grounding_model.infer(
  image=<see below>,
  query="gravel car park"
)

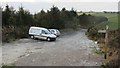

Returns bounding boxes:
[2,29,103,66]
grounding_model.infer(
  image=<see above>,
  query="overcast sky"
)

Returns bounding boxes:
[1,0,119,14]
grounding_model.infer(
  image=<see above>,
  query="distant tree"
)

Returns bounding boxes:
[34,9,47,27]
[81,13,86,16]
[103,11,107,13]
[88,14,91,16]
[2,5,11,26]
[41,9,45,14]
[15,6,34,26]
[50,5,60,12]
[33,5,79,29]
[70,8,77,17]
[61,7,66,11]
[2,5,17,26]
[48,5,61,28]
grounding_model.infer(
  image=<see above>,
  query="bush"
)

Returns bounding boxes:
[105,29,120,66]
[86,27,98,41]
[2,26,30,43]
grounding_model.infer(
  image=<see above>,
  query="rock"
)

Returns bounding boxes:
[95,41,98,44]
[25,54,30,57]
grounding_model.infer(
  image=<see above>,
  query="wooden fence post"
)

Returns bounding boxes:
[104,25,109,59]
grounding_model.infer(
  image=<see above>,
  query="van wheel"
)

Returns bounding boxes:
[31,35,34,39]
[47,37,51,41]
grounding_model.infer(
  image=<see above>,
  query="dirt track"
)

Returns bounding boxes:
[2,29,103,66]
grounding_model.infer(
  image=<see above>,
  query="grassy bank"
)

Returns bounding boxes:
[85,12,120,66]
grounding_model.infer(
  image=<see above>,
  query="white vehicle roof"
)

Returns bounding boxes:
[30,26,48,30]
[49,29,58,30]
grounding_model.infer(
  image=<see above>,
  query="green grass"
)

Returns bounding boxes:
[78,12,119,30]
[77,12,94,16]
[94,21,107,30]
[108,16,118,30]
[92,12,117,18]
[92,12,119,30]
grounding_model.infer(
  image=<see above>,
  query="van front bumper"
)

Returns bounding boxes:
[50,38,56,41]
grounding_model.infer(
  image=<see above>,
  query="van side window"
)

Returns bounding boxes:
[42,30,46,34]
[51,30,55,32]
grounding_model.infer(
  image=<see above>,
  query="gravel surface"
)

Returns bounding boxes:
[2,29,103,66]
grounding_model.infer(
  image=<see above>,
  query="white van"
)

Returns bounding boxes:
[29,27,57,41]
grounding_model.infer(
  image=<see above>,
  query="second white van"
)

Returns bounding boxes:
[29,27,57,41]
[49,29,61,37]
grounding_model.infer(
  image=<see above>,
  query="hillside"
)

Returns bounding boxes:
[77,12,108,29]
[77,12,119,30]
[93,12,118,30]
